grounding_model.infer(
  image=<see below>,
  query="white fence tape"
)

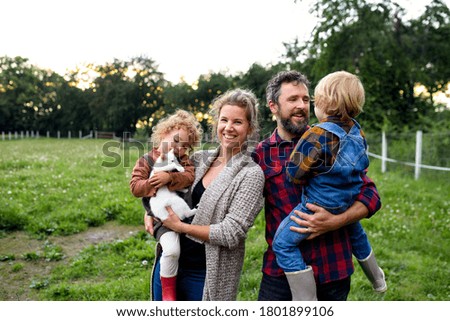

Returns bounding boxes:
[367,152,450,171]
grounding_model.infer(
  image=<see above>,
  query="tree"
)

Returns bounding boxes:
[235,63,288,137]
[288,0,450,132]
[410,0,450,105]
[88,56,166,136]
[0,56,66,133]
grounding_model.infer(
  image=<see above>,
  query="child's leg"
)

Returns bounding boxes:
[348,223,387,293]
[273,209,310,272]
[273,205,317,301]
[348,222,372,260]
[159,231,180,301]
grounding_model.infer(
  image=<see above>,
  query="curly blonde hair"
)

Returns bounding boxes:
[150,110,203,150]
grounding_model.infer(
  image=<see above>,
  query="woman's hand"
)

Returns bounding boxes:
[289,203,345,240]
[162,206,185,233]
[144,212,154,235]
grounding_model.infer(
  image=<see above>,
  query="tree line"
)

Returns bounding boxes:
[1,0,449,138]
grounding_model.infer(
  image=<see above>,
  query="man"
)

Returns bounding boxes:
[253,70,381,300]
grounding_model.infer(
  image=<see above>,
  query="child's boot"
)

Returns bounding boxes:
[285,266,317,301]
[160,276,177,301]
[358,250,387,293]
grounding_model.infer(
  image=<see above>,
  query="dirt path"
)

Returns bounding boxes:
[0,222,142,300]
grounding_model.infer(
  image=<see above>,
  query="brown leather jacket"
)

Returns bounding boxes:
[129,148,195,198]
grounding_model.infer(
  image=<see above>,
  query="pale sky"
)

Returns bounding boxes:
[1,0,443,84]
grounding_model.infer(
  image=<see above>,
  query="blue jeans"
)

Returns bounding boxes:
[152,258,206,301]
[273,204,372,272]
[258,273,350,301]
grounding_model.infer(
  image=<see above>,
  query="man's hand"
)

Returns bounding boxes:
[289,203,346,240]
[148,172,171,189]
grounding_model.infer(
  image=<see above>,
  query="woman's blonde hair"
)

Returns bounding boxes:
[314,71,365,119]
[150,109,203,149]
[209,88,259,138]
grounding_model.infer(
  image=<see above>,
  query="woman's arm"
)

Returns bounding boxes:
[207,169,265,249]
[162,167,265,249]
[163,207,210,241]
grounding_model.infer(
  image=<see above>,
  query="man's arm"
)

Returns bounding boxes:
[356,171,381,218]
[289,201,369,240]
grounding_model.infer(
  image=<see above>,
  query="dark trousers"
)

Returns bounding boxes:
[258,272,351,301]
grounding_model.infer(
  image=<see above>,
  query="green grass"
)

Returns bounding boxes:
[0,139,143,237]
[0,139,449,300]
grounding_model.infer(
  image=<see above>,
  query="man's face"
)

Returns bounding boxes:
[271,82,310,138]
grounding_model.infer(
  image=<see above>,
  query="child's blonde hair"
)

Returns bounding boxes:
[314,71,365,120]
[150,110,203,150]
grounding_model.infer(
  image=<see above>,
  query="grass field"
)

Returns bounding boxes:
[0,139,449,301]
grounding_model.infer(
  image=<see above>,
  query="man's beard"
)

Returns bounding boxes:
[279,111,309,137]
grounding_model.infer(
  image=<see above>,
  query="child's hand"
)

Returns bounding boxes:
[144,212,154,235]
[148,172,171,189]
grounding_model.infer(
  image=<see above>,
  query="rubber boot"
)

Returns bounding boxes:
[160,276,177,301]
[358,250,387,293]
[285,266,317,301]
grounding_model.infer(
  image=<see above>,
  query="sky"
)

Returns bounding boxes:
[1,0,444,84]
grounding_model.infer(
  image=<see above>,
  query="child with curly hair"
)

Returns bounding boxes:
[130,110,203,300]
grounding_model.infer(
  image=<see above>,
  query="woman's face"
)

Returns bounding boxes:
[217,104,251,155]
[158,128,191,157]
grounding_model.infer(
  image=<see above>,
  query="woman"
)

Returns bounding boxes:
[146,88,265,300]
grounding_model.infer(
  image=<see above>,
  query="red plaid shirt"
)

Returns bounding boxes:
[253,128,381,283]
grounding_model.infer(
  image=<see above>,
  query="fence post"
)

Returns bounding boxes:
[68,131,71,139]
[415,130,423,180]
[381,131,387,173]
[79,130,82,139]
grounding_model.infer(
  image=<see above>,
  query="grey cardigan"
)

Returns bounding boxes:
[188,148,265,300]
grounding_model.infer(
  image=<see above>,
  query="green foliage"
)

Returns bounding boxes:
[0,56,67,132]
[0,254,15,261]
[11,263,24,272]
[20,242,64,262]
[285,0,450,132]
